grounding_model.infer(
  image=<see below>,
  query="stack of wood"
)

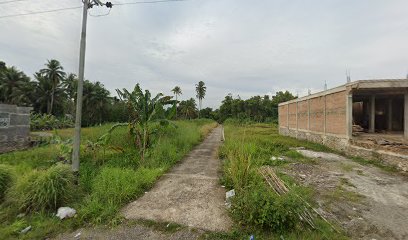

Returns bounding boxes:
[258,166,339,232]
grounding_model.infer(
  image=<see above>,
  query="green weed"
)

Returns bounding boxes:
[0,165,14,201]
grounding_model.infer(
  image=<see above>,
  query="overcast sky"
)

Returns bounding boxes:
[1,0,408,108]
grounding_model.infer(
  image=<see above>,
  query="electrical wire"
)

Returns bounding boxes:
[0,0,29,5]
[0,5,82,19]
[0,0,190,19]
[113,0,189,6]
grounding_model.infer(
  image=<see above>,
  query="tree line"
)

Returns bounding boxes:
[0,59,127,126]
[1,59,295,125]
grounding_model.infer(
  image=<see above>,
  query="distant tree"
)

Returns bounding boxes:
[39,59,66,114]
[195,81,206,118]
[171,86,182,118]
[33,72,66,115]
[179,98,197,119]
[199,107,213,119]
[0,66,33,105]
[271,91,296,105]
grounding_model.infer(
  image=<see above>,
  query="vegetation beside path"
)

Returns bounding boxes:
[218,121,347,240]
[0,120,217,239]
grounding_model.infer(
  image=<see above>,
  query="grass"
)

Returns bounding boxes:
[0,119,217,239]
[220,122,347,239]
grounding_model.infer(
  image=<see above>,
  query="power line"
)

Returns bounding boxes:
[0,0,29,5]
[0,5,82,19]
[113,0,189,6]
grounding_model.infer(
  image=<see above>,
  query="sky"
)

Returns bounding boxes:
[1,0,408,109]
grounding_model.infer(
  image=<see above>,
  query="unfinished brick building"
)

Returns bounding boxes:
[278,79,408,171]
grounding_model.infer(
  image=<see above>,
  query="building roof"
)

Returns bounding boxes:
[279,79,408,106]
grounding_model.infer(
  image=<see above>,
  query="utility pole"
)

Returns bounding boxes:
[72,0,89,173]
[72,0,112,174]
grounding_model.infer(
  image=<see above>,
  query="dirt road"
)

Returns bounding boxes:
[286,149,408,240]
[122,126,231,232]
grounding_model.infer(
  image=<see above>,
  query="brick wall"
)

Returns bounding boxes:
[326,91,347,134]
[278,90,348,136]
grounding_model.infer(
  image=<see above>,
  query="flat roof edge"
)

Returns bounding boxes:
[279,79,408,106]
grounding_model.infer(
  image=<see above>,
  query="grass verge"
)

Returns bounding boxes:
[0,119,217,239]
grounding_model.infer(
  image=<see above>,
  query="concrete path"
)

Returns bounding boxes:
[122,126,232,232]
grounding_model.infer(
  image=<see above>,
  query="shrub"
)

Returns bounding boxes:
[10,164,75,212]
[30,113,74,131]
[231,183,304,232]
[0,165,14,201]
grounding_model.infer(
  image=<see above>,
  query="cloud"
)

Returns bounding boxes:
[1,0,408,108]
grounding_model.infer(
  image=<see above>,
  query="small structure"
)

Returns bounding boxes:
[278,79,408,171]
[0,104,32,153]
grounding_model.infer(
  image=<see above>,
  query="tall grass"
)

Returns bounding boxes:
[9,164,75,213]
[220,122,345,238]
[0,119,217,239]
[0,165,14,201]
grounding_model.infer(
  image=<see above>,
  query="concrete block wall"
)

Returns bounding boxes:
[0,104,32,153]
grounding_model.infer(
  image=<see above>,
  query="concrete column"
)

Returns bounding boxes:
[324,95,327,135]
[405,93,408,139]
[308,99,310,130]
[369,95,376,133]
[346,93,353,139]
[387,99,393,131]
[287,104,289,129]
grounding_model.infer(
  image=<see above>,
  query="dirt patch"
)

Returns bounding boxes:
[122,126,232,232]
[284,149,408,240]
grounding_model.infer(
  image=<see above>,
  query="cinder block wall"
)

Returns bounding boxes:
[0,104,32,153]
[278,90,348,141]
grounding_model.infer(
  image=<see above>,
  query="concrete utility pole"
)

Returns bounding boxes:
[72,0,89,173]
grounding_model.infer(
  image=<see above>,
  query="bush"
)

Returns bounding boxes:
[10,164,75,212]
[31,113,74,131]
[0,165,14,201]
[231,183,304,232]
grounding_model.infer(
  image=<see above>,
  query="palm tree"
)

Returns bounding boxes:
[179,98,197,120]
[171,86,182,118]
[39,59,66,114]
[33,72,66,114]
[195,81,206,118]
[0,67,32,105]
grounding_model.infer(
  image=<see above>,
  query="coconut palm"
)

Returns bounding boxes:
[195,81,206,118]
[179,98,197,120]
[171,86,182,118]
[39,59,66,114]
[0,67,32,105]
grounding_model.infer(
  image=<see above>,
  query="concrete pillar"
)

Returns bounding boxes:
[346,93,353,139]
[296,100,298,138]
[387,99,393,131]
[324,95,327,135]
[405,93,408,139]
[286,104,289,128]
[308,99,310,130]
[369,95,376,133]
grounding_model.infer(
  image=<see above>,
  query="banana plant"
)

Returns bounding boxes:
[116,84,176,162]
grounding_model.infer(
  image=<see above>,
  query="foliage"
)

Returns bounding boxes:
[219,91,296,123]
[30,113,74,131]
[195,81,207,118]
[116,83,176,161]
[0,60,125,126]
[9,164,75,213]
[0,165,14,201]
[178,98,197,119]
